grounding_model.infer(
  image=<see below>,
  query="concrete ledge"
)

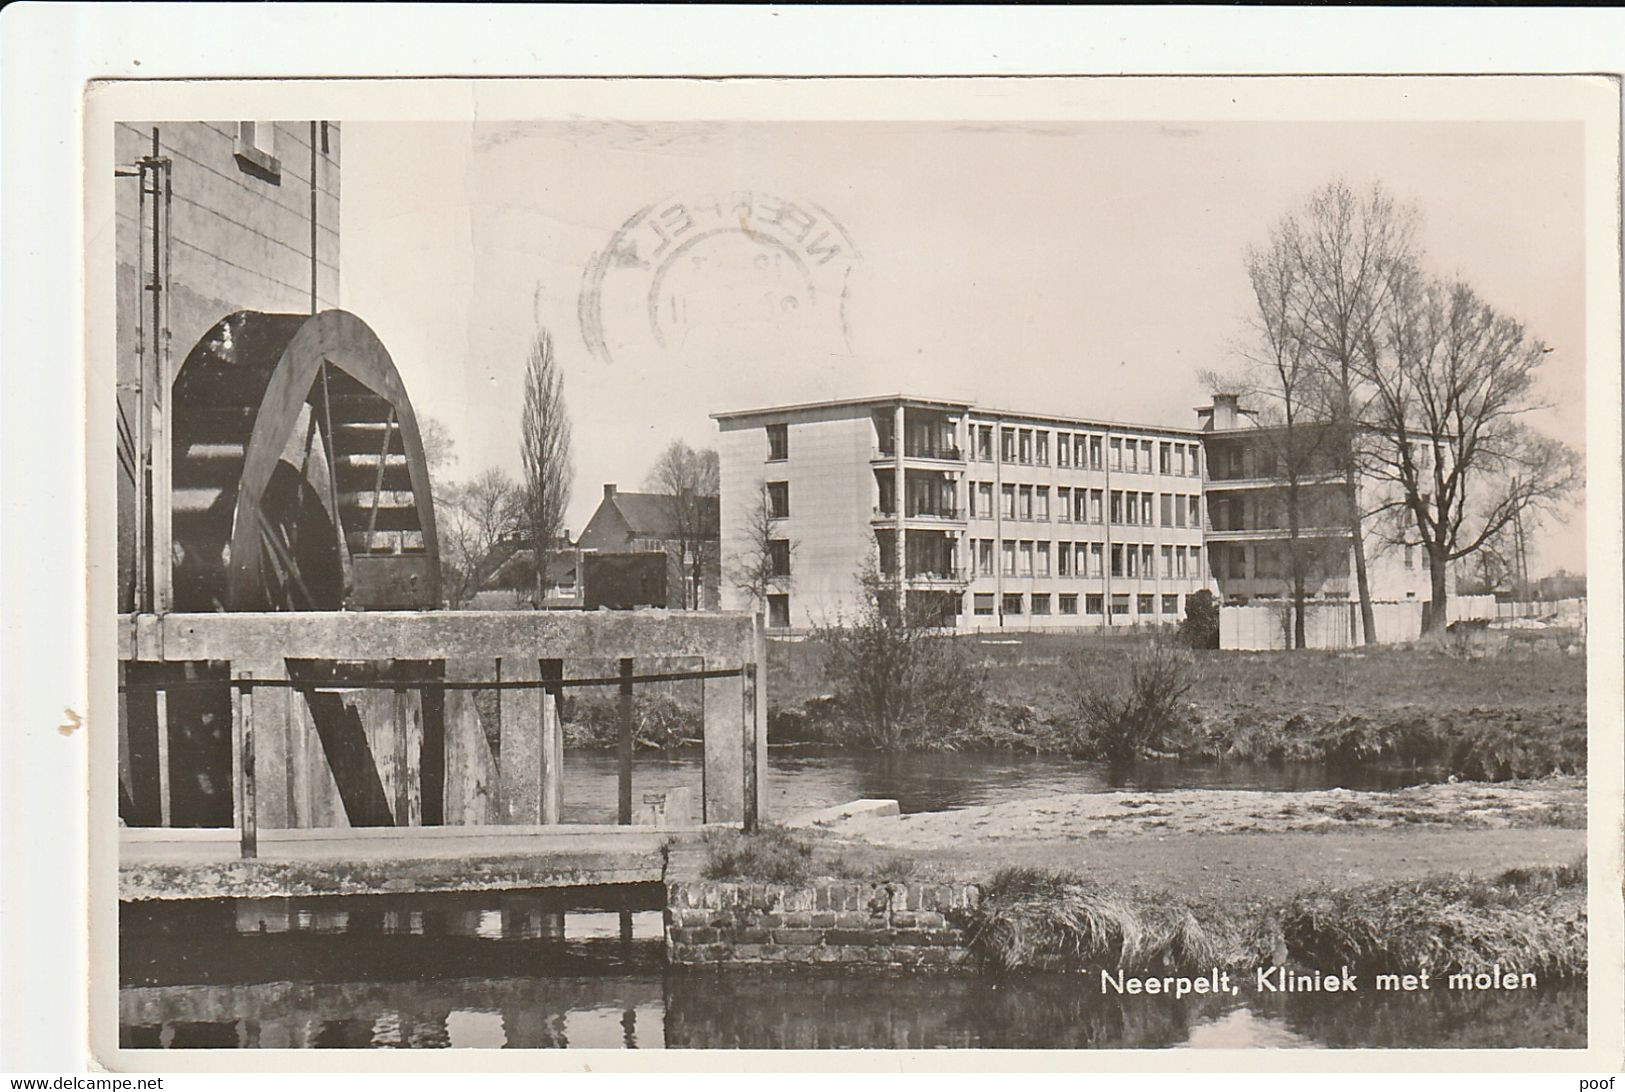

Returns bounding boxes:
[119,825,704,901]
[783,799,901,828]
[119,609,757,662]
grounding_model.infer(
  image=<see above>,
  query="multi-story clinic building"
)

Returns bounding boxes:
[716,396,1212,631]
[1197,393,1438,610]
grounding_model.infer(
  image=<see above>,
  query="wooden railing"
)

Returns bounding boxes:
[118,610,766,855]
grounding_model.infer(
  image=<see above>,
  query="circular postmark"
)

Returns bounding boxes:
[579,191,861,365]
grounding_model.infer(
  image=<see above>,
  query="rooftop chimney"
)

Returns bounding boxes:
[603,483,617,499]
[1211,393,1241,430]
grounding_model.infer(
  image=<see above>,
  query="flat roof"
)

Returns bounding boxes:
[713,393,1203,436]
[712,394,971,421]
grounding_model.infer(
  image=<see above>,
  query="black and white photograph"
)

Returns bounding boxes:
[56,64,1624,1069]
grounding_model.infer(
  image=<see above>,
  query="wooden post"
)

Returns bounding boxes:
[236,673,257,860]
[618,658,634,825]
[752,615,769,825]
[155,685,171,828]
[240,657,290,828]
[541,658,563,826]
[540,692,562,825]
[741,662,758,833]
[393,686,410,826]
[497,657,542,824]
[117,667,133,819]
[418,664,446,827]
[230,676,243,832]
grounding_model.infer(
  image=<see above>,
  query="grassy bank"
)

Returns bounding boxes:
[766,637,1585,780]
[536,638,1585,784]
[968,860,1586,979]
[692,826,1586,979]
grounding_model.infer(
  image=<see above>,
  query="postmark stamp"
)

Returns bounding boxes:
[579,191,861,365]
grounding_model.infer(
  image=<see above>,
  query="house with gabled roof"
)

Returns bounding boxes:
[578,484,720,610]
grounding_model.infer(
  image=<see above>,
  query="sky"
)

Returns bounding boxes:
[341,116,1588,576]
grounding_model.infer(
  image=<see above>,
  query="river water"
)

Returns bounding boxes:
[122,752,1578,1051]
[558,746,1434,824]
[120,900,1585,1050]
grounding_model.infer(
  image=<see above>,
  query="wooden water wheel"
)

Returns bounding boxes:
[129,310,444,829]
[170,309,440,612]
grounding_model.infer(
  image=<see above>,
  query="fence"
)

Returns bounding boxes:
[1449,596,1587,630]
[118,610,767,857]
[1221,596,1589,650]
[1221,601,1421,650]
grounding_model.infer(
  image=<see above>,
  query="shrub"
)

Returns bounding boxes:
[1179,589,1220,649]
[1071,642,1196,772]
[564,690,700,750]
[813,557,987,750]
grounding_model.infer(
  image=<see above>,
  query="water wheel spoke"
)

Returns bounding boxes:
[258,508,316,609]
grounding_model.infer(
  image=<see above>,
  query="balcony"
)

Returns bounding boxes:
[905,567,968,585]
[1204,472,1347,492]
[1204,525,1350,542]
[874,443,965,464]
[872,505,965,524]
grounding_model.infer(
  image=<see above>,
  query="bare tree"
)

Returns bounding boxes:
[439,466,524,608]
[416,415,458,486]
[1272,180,1419,643]
[1363,273,1580,632]
[733,479,794,612]
[1211,223,1347,649]
[519,329,574,605]
[645,440,719,609]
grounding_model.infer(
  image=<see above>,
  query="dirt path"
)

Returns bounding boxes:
[789,779,1586,904]
[815,777,1584,846]
[887,827,1587,905]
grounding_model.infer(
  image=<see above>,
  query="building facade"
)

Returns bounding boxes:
[716,396,1212,631]
[1196,394,1441,609]
[116,120,341,611]
[577,484,722,610]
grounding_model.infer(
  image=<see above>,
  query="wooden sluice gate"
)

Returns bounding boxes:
[118,609,767,901]
[116,305,766,903]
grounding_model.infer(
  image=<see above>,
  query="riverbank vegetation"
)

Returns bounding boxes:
[967,860,1585,978]
[1278,861,1587,980]
[767,635,1585,780]
[541,633,1583,783]
[688,828,1586,980]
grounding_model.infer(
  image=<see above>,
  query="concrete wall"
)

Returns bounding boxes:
[116,120,341,611]
[718,405,877,628]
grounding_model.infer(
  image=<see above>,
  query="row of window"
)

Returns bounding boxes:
[966,483,1203,529]
[971,539,1204,581]
[763,419,1206,478]
[762,589,1188,627]
[969,426,1202,476]
[972,591,1187,617]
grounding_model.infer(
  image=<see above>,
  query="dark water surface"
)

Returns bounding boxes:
[120,899,1585,1050]
[559,747,1436,824]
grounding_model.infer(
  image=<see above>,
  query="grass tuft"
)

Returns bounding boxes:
[964,861,1587,980]
[700,826,815,885]
[969,868,1247,974]
[1279,860,1587,980]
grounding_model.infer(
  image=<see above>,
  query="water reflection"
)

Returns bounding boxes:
[120,899,1585,1050]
